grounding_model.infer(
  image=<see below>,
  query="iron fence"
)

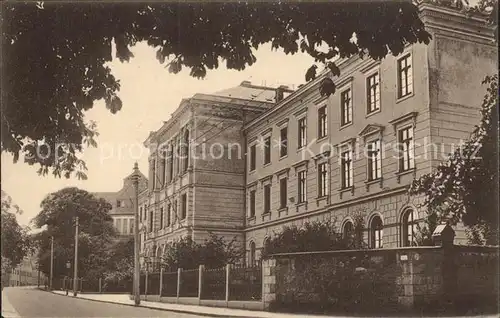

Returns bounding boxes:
[201,267,225,300]
[180,268,199,297]
[80,279,100,293]
[229,263,262,301]
[140,274,146,294]
[161,271,178,297]
[147,272,161,295]
[103,279,132,293]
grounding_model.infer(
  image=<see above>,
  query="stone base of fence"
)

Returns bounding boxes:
[135,295,265,310]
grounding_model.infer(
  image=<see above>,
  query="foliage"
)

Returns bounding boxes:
[161,234,241,270]
[32,187,117,280]
[103,238,134,284]
[1,192,32,270]
[409,75,499,245]
[261,219,365,259]
[1,1,436,178]
[414,208,439,246]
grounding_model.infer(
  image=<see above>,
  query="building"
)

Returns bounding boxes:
[3,255,47,287]
[140,81,294,268]
[93,169,148,237]
[141,2,496,267]
[243,2,496,262]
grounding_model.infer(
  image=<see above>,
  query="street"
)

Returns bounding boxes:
[2,287,206,318]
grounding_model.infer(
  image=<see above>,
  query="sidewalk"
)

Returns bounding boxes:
[50,290,344,318]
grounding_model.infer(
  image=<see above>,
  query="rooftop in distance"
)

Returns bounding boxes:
[212,80,294,103]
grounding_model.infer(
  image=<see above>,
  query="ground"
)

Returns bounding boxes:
[1,287,206,317]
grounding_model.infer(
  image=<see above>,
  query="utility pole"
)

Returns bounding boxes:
[50,236,54,291]
[133,162,141,306]
[73,216,79,297]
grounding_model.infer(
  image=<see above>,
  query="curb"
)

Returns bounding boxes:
[47,290,256,318]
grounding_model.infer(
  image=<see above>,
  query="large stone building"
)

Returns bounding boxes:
[93,169,148,237]
[141,2,496,266]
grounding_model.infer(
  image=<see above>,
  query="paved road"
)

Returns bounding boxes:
[2,287,205,317]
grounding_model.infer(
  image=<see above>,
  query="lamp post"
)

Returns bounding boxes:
[132,163,141,305]
[65,261,71,295]
[73,216,79,297]
[49,236,54,291]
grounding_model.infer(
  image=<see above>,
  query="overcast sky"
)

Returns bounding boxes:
[1,41,315,227]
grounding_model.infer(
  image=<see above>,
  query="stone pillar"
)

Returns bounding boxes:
[198,265,204,304]
[176,268,182,303]
[262,259,276,310]
[225,264,230,306]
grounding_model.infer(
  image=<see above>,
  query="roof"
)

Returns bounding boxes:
[212,81,282,103]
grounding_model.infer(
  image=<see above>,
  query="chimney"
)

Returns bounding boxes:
[275,85,289,103]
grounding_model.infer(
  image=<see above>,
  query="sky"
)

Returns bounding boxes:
[1,41,315,227]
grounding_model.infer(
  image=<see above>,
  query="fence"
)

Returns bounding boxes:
[229,263,262,301]
[161,271,178,297]
[201,267,226,300]
[180,268,199,297]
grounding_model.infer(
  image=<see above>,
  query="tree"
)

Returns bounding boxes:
[261,219,360,259]
[32,187,117,280]
[2,1,439,179]
[1,191,31,270]
[161,234,241,270]
[102,238,134,288]
[409,75,499,245]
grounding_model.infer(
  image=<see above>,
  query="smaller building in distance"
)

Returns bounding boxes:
[3,254,47,287]
[93,169,148,237]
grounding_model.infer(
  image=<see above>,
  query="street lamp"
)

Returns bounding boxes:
[132,163,141,306]
[65,261,71,295]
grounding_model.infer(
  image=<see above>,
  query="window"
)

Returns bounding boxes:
[117,219,122,235]
[249,190,256,218]
[280,127,288,157]
[139,206,143,221]
[159,207,164,229]
[181,194,187,220]
[249,144,256,171]
[264,137,271,165]
[298,118,307,149]
[341,89,352,126]
[149,210,154,232]
[166,204,171,227]
[168,144,173,182]
[318,106,327,138]
[143,205,147,221]
[161,150,167,185]
[183,130,190,172]
[402,209,418,247]
[318,163,328,197]
[249,241,256,266]
[341,150,353,188]
[370,216,383,248]
[367,73,380,113]
[173,200,178,222]
[343,221,354,240]
[122,218,128,234]
[398,54,413,98]
[399,126,415,172]
[129,219,134,234]
[263,184,271,214]
[116,200,122,208]
[367,140,382,181]
[279,178,287,209]
[298,171,306,203]
[152,159,156,189]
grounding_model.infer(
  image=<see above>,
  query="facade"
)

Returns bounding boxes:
[4,255,47,287]
[141,2,496,267]
[243,2,496,262]
[140,81,293,267]
[93,169,148,237]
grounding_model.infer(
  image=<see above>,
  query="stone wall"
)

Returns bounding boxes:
[262,244,499,315]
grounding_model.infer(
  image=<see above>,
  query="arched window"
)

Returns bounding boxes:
[370,216,383,249]
[402,209,418,246]
[342,220,354,240]
[249,241,256,266]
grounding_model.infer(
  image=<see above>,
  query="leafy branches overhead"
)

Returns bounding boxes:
[409,74,499,245]
[2,2,432,179]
